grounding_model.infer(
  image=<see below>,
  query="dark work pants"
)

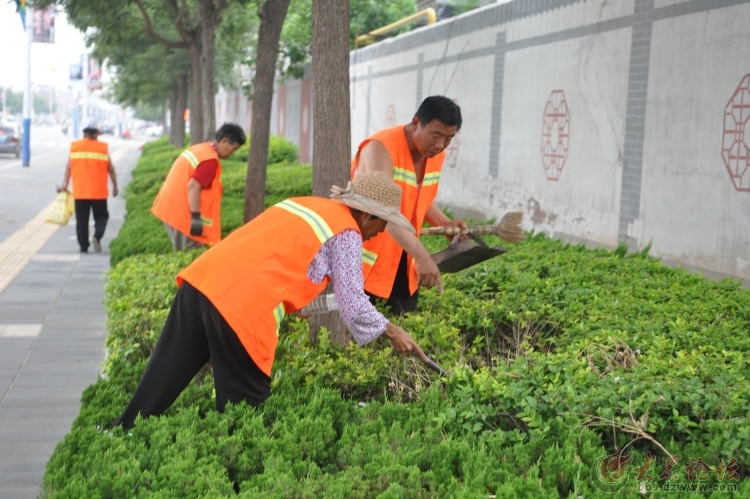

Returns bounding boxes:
[74,199,108,252]
[114,282,271,430]
[367,251,419,315]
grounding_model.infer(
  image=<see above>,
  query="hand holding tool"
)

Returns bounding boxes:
[420,211,526,244]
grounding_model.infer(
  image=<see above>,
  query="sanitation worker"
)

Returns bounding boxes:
[60,120,119,253]
[114,171,430,429]
[151,122,246,250]
[352,96,466,314]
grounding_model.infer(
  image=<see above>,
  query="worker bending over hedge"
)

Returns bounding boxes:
[151,122,246,250]
[114,171,429,429]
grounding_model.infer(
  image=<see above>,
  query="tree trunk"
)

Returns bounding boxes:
[170,73,188,148]
[244,0,292,223]
[309,0,352,346]
[198,0,219,141]
[187,43,204,145]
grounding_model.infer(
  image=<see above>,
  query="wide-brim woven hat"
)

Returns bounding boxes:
[330,171,415,234]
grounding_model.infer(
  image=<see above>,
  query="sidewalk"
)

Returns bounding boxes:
[0,136,142,499]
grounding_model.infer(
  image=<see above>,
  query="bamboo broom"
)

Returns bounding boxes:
[420,211,526,243]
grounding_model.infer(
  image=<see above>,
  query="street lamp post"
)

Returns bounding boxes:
[22,6,33,167]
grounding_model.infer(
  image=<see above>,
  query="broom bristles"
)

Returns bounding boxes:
[494,211,526,243]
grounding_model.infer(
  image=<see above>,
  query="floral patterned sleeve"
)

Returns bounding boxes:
[307,230,388,345]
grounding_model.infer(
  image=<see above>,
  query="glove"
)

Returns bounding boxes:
[190,212,203,236]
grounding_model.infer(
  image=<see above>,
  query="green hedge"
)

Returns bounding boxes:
[41,140,750,497]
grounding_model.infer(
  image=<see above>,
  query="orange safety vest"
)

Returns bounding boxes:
[177,197,360,376]
[351,125,444,298]
[69,138,110,200]
[151,143,222,245]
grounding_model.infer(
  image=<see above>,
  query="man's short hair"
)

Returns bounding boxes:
[415,96,462,131]
[215,122,247,145]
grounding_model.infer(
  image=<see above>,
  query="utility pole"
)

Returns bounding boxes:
[22,6,33,167]
[82,52,89,124]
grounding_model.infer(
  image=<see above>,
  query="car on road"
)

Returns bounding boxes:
[0,125,21,158]
[145,125,164,137]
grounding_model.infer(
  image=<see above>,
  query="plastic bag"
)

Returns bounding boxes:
[45,190,75,226]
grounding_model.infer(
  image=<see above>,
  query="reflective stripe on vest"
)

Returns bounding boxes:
[70,152,109,161]
[362,248,377,266]
[181,149,200,168]
[423,172,441,186]
[273,303,285,336]
[275,199,335,244]
[393,166,417,187]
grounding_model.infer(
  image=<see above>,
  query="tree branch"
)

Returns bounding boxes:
[133,0,188,48]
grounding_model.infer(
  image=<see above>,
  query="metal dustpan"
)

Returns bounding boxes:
[430,233,506,273]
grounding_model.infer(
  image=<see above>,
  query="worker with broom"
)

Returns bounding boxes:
[352,96,466,314]
[113,172,432,430]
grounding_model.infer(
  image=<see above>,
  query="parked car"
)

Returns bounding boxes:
[100,124,115,135]
[145,125,164,137]
[0,126,21,158]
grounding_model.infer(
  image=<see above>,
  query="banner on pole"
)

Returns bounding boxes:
[69,62,83,81]
[87,57,102,91]
[32,8,55,43]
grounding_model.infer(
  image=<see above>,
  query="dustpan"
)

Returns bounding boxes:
[430,233,507,273]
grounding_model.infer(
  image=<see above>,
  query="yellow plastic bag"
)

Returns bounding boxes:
[45,190,75,226]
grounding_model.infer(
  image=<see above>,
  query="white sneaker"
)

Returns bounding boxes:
[91,236,101,253]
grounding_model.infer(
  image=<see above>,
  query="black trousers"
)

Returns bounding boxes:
[367,251,419,315]
[74,199,108,251]
[114,282,271,430]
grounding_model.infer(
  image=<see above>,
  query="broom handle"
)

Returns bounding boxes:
[419,225,496,236]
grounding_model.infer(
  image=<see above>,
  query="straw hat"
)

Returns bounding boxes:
[330,171,415,233]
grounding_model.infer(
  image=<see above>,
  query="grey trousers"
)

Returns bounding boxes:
[163,222,205,251]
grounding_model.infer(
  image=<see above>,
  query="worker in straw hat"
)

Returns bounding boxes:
[114,171,431,429]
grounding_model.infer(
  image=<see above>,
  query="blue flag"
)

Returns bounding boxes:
[14,0,26,27]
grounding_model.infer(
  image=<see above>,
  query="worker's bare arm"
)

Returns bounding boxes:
[107,156,119,196]
[425,203,453,227]
[382,321,428,362]
[187,178,202,213]
[60,159,71,191]
[355,140,394,175]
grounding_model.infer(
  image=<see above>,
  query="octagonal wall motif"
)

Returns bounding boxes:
[722,74,750,192]
[541,90,570,181]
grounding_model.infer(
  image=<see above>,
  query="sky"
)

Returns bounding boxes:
[0,3,88,90]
